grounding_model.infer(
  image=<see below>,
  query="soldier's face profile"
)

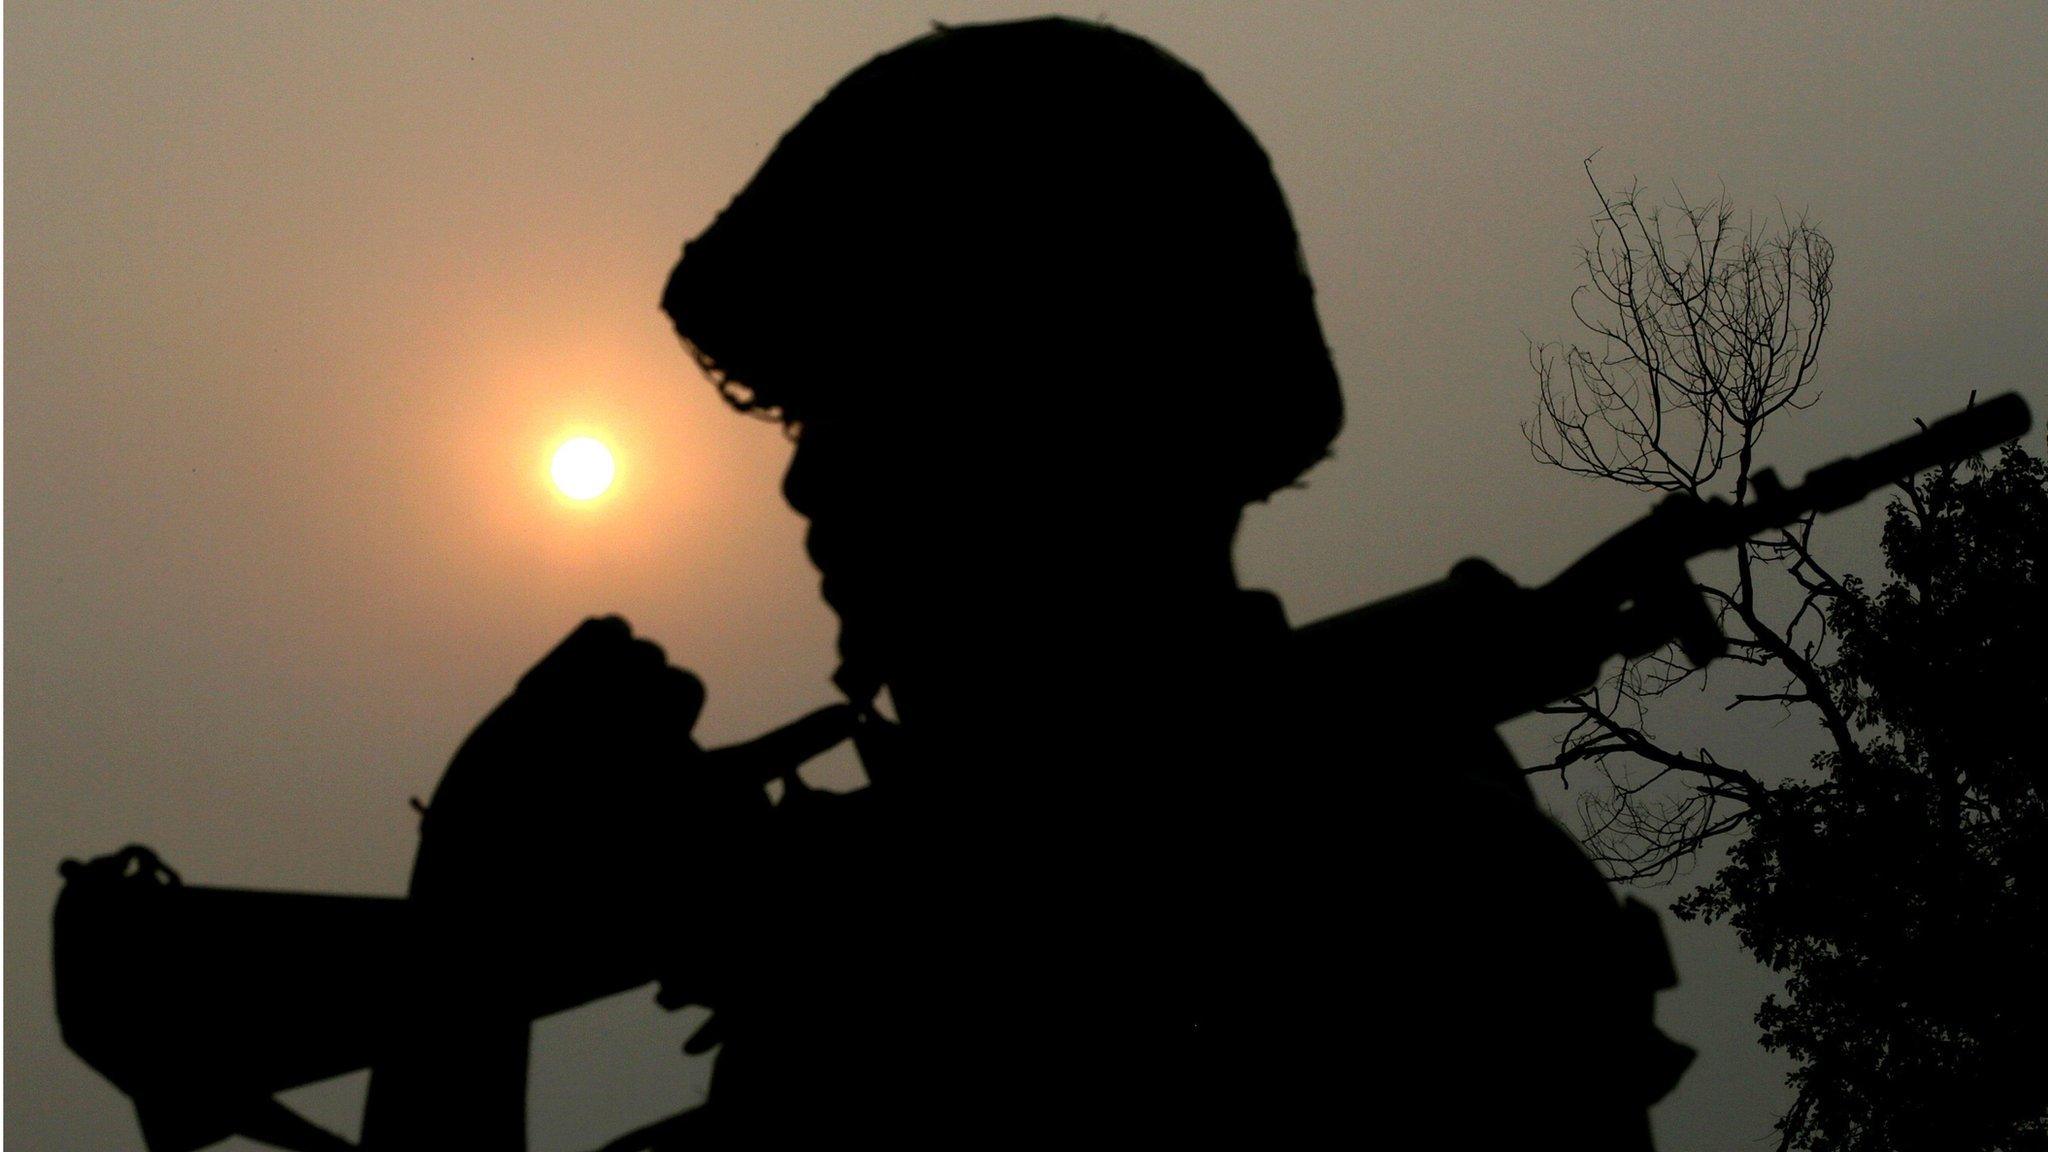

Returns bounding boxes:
[778,397,947,665]
[777,375,1086,676]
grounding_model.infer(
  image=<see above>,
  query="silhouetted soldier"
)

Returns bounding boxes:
[369,17,1687,1148]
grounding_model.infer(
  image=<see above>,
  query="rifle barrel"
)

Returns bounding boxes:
[1729,391,2033,546]
[1796,392,2030,513]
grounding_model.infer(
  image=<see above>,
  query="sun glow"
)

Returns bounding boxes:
[550,436,616,501]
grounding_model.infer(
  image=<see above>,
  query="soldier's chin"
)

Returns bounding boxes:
[832,624,891,706]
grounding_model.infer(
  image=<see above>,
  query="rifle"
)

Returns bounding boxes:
[1293,392,2035,725]
[53,393,2034,1152]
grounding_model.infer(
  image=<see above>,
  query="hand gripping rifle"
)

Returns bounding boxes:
[52,394,2033,1152]
[1293,392,2035,725]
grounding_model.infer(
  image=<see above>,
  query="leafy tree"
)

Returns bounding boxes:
[1674,444,2048,1152]
[1525,162,2046,1149]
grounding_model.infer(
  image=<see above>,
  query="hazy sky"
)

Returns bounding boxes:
[9,4,2046,1149]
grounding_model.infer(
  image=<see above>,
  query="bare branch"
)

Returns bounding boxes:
[1526,162,1838,877]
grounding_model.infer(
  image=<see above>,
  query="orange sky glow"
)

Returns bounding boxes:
[8,5,2045,1150]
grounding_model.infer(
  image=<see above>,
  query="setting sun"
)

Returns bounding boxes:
[551,436,615,501]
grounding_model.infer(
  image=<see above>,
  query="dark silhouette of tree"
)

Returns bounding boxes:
[1525,159,1836,881]
[1527,162,2048,1150]
[1674,444,2048,1152]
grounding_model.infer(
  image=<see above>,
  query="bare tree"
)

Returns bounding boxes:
[1524,158,1837,881]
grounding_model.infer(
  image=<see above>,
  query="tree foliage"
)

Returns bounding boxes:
[1674,446,2048,1152]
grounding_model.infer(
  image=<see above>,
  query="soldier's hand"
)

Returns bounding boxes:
[410,615,856,937]
[411,616,731,910]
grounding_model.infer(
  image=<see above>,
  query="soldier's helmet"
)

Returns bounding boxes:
[663,17,1344,508]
